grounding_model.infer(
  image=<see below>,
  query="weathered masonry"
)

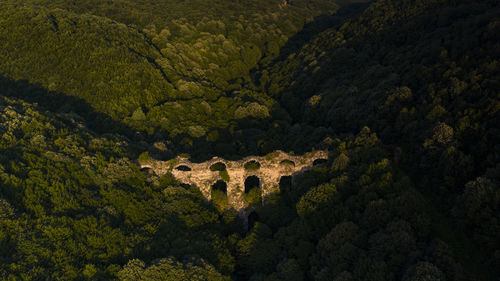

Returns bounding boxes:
[139,150,328,210]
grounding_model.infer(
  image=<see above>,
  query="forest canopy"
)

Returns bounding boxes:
[0,0,498,280]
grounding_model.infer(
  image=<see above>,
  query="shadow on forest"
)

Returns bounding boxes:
[233,165,331,280]
[0,75,140,140]
[271,1,370,65]
[202,2,373,163]
[0,75,316,163]
[0,4,372,163]
[0,0,364,162]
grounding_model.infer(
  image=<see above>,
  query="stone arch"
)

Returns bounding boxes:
[209,162,226,171]
[280,159,295,166]
[212,180,227,194]
[313,158,328,166]
[244,160,261,170]
[175,165,192,171]
[140,166,154,174]
[244,175,261,193]
[145,149,328,211]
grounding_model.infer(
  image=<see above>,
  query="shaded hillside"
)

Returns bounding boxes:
[263,0,500,277]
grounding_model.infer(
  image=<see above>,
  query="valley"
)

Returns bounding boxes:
[0,0,498,280]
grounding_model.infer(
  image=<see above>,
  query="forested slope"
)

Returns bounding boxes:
[0,88,469,280]
[263,0,500,278]
[0,88,241,279]
[0,0,336,150]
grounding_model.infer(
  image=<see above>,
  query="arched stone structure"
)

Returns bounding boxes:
[139,150,328,210]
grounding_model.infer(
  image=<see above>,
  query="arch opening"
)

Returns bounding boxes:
[280,159,295,166]
[175,165,192,171]
[244,160,261,170]
[212,180,227,194]
[211,180,228,209]
[313,158,328,166]
[140,167,154,176]
[279,176,293,191]
[210,162,226,171]
[244,176,260,193]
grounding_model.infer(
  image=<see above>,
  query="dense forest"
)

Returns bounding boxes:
[0,0,498,280]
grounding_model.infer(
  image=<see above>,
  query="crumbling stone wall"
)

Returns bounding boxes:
[139,150,328,210]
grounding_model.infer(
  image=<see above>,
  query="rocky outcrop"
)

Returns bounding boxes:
[139,150,328,210]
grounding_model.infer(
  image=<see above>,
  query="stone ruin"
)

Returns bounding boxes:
[139,150,328,210]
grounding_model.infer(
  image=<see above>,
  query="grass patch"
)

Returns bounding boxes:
[243,187,261,205]
[219,170,230,182]
[244,160,260,170]
[211,189,229,211]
